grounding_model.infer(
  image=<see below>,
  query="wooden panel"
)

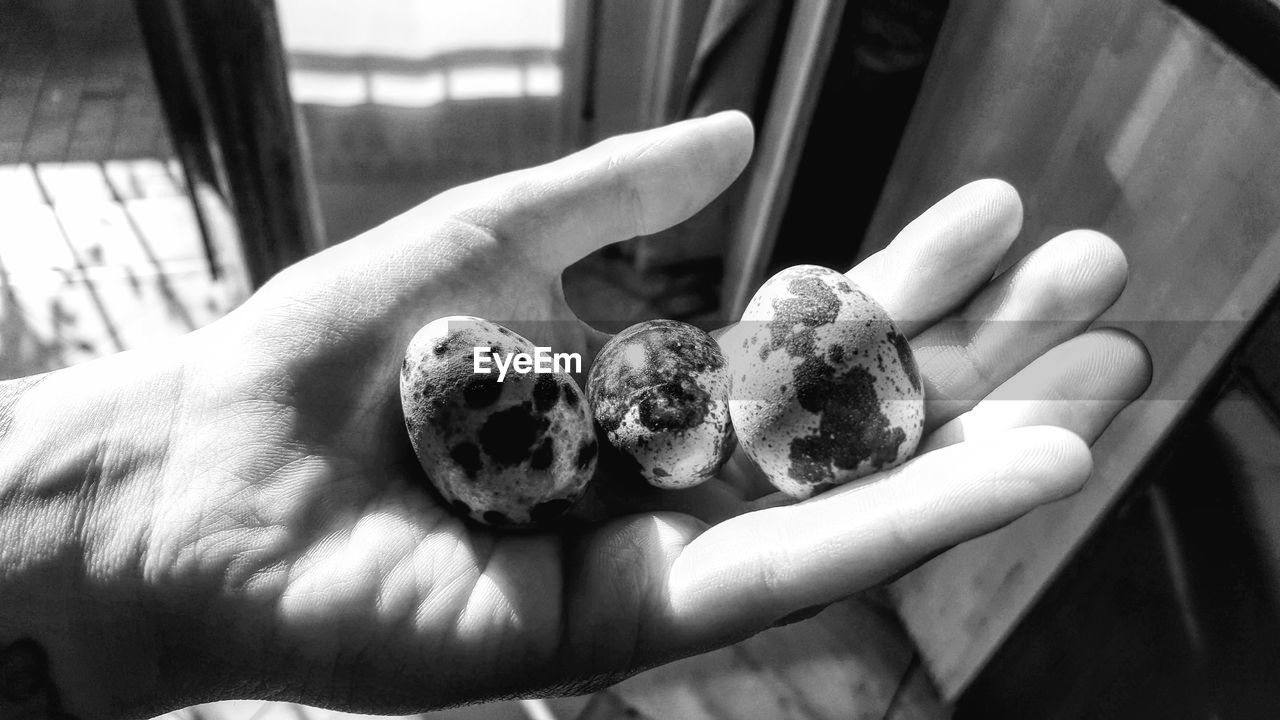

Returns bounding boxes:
[883,662,951,720]
[0,157,249,381]
[21,38,87,162]
[860,0,1280,699]
[959,387,1280,715]
[0,41,46,162]
[0,0,172,164]
[592,596,944,720]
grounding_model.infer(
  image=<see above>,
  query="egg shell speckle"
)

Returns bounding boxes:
[725,265,924,499]
[400,316,597,526]
[587,320,735,488]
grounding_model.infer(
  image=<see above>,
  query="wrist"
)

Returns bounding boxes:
[0,348,197,718]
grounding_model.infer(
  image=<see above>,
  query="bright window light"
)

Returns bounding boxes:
[0,204,75,272]
[35,163,113,205]
[103,159,181,200]
[0,164,43,207]
[370,72,447,107]
[449,66,524,100]
[525,63,562,97]
[288,70,368,107]
[278,0,564,57]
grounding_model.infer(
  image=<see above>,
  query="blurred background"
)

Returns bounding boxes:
[3,0,1280,718]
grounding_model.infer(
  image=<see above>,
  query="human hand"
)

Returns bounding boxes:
[0,111,1150,718]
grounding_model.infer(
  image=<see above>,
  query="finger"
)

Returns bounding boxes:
[440,111,754,272]
[921,329,1152,452]
[656,426,1091,651]
[913,229,1128,430]
[848,179,1023,336]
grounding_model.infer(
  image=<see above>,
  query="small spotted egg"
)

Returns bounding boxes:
[400,316,598,527]
[724,265,924,499]
[587,320,735,489]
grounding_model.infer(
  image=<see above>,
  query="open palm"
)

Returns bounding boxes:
[135,112,1149,713]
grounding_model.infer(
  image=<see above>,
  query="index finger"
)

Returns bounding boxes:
[848,179,1023,336]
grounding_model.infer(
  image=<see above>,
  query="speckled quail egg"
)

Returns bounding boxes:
[587,319,735,489]
[724,265,924,499]
[400,316,597,527]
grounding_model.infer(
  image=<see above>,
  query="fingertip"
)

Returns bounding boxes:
[910,178,1024,253]
[703,109,755,142]
[962,178,1023,243]
[850,179,1024,330]
[964,176,1019,198]
[693,110,755,180]
[1004,230,1128,321]
[1090,327,1154,398]
[1055,229,1130,301]
[1013,425,1093,499]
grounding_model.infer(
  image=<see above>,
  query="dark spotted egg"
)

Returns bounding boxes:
[724,265,924,499]
[400,317,597,527]
[587,320,735,489]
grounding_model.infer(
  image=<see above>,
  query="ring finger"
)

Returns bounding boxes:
[920,328,1152,453]
[912,229,1129,431]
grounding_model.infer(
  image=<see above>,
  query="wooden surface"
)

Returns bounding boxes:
[860,0,1280,699]
[958,384,1280,716]
[0,0,246,381]
[579,596,948,720]
[0,159,248,380]
[0,0,172,163]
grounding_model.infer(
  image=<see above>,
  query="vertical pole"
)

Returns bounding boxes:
[134,0,322,289]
